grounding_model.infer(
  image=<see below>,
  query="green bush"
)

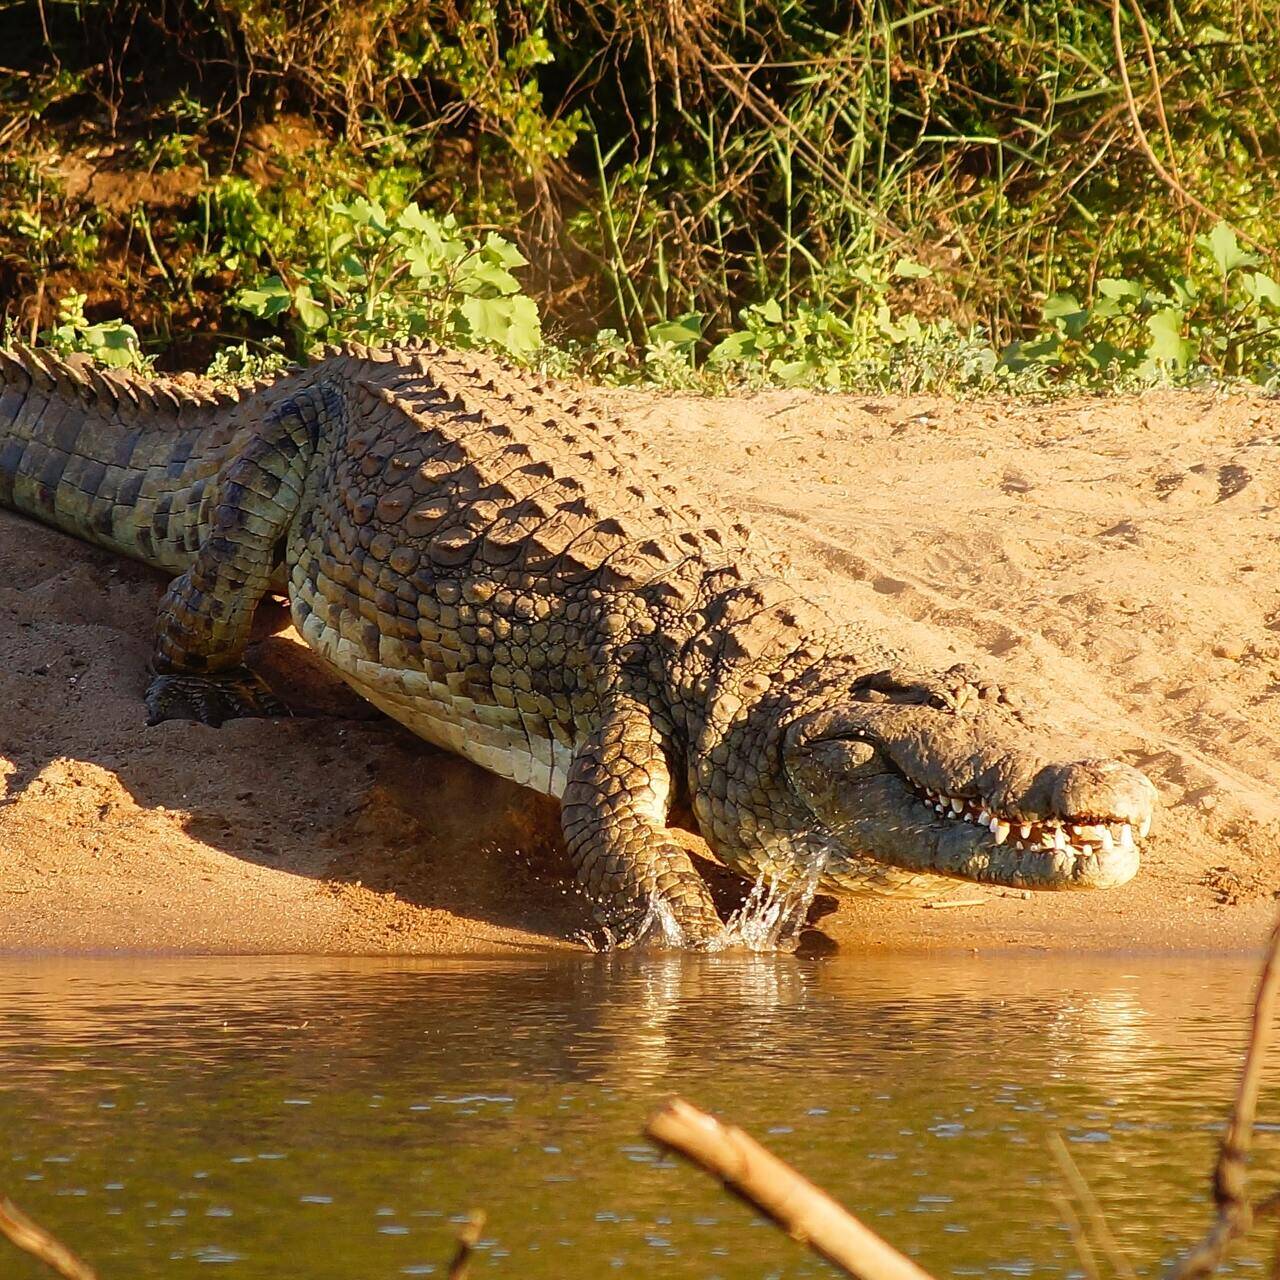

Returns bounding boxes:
[4,0,1280,392]
[234,196,541,359]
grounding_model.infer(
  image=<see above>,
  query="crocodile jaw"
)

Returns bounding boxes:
[782,704,1155,892]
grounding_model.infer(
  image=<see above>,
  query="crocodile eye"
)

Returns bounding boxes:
[811,738,877,771]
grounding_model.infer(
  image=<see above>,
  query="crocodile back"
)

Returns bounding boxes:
[287,346,774,793]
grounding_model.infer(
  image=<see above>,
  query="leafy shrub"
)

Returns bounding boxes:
[6,1,1280,394]
[42,294,147,370]
[1005,224,1280,386]
[234,197,542,359]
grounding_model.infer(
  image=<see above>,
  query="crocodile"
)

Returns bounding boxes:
[0,341,1156,946]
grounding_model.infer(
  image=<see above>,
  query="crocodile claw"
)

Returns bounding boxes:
[145,667,288,727]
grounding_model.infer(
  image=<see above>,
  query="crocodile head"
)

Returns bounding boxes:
[778,665,1156,891]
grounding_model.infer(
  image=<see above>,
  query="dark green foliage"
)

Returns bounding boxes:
[3,0,1280,388]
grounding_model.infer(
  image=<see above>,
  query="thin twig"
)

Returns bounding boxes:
[1048,1131,1138,1280]
[1049,1190,1103,1280]
[1129,0,1183,198]
[1165,915,1280,1279]
[446,1209,485,1280]
[645,1096,938,1280]
[0,1198,98,1280]
[1109,0,1271,257]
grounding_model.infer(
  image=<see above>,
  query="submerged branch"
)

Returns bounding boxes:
[645,1096,937,1280]
[1048,1132,1138,1280]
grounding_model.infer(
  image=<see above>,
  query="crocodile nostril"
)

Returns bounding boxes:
[1051,759,1157,826]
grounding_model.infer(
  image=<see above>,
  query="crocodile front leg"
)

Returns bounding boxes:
[561,700,724,949]
[147,393,322,726]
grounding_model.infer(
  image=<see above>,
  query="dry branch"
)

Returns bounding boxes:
[1164,915,1280,1280]
[645,1096,937,1280]
[0,1198,98,1280]
[1110,0,1270,256]
[446,1209,486,1280]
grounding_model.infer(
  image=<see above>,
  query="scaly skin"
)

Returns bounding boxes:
[0,342,1157,947]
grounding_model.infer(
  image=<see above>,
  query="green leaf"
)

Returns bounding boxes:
[876,305,922,344]
[1200,222,1259,278]
[1166,273,1199,308]
[337,253,368,283]
[89,323,143,367]
[647,312,703,350]
[234,276,292,319]
[293,286,327,331]
[480,232,527,270]
[1097,277,1143,300]
[754,298,784,326]
[1244,272,1280,311]
[458,257,521,297]
[892,257,932,279]
[772,356,814,385]
[458,294,541,355]
[708,330,758,364]
[338,197,389,234]
[1093,279,1143,319]
[1144,307,1194,368]
[1085,340,1126,371]
[1042,292,1088,340]
[999,334,1060,372]
[396,202,438,234]
[1042,292,1082,318]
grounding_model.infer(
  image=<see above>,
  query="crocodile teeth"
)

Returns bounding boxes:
[1139,816,1152,839]
[909,777,1151,857]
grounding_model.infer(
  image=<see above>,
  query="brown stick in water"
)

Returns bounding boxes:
[446,1208,486,1280]
[0,1197,98,1280]
[1164,915,1280,1279]
[645,1096,938,1280]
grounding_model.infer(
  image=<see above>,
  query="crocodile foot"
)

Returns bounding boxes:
[145,667,287,727]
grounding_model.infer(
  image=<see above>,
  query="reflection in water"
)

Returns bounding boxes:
[0,954,1267,1280]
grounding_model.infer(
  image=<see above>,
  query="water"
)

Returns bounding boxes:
[627,869,822,951]
[0,953,1270,1279]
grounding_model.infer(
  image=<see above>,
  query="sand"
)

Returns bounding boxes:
[1,387,1278,955]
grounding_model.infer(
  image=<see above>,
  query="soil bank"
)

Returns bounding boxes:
[1,388,1277,955]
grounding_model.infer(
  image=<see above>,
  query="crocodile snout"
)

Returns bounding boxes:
[1044,759,1157,830]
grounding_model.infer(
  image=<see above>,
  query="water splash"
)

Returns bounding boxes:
[718,862,825,953]
[579,858,827,952]
[575,895,688,952]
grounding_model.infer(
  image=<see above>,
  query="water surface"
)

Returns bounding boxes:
[0,953,1270,1278]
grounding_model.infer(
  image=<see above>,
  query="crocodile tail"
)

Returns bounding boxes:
[0,346,263,574]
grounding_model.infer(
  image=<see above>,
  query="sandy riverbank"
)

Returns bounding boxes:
[2,387,1277,955]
